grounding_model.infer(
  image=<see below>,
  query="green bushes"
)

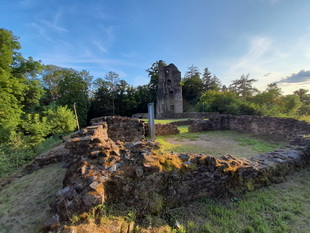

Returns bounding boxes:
[0,105,75,177]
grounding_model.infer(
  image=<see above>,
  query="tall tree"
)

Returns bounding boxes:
[146,60,166,103]
[229,74,258,99]
[182,65,203,111]
[202,67,221,91]
[0,29,43,140]
[105,71,120,116]
[294,88,310,104]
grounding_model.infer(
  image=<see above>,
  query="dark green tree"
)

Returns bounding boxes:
[229,74,258,99]
[182,65,203,111]
[202,67,221,91]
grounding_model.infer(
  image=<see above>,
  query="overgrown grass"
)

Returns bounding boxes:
[0,136,62,177]
[0,163,66,233]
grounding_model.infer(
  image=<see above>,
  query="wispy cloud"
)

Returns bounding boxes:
[40,9,68,33]
[225,36,275,76]
[28,22,54,42]
[93,41,108,53]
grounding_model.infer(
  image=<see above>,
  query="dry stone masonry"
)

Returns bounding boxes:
[43,115,310,231]
[189,115,310,144]
[156,61,183,119]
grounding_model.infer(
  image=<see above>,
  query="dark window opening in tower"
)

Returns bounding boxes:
[167,79,171,85]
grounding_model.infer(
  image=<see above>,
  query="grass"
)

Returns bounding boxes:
[161,167,310,233]
[156,126,287,158]
[0,163,66,233]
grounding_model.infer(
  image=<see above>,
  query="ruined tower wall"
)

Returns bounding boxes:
[156,61,183,118]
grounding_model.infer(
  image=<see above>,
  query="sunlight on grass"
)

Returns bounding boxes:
[236,137,286,153]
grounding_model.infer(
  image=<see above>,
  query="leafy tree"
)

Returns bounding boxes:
[41,65,63,101]
[294,88,310,104]
[202,67,221,91]
[182,65,203,111]
[134,85,153,113]
[146,60,166,103]
[45,105,76,134]
[282,95,302,115]
[229,74,258,99]
[56,68,91,126]
[0,29,43,140]
[105,71,120,115]
[198,90,259,115]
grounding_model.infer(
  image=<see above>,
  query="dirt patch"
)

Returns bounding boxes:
[0,163,66,233]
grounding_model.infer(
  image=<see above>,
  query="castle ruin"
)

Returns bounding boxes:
[156,61,183,119]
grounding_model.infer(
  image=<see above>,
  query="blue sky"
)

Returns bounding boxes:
[1,0,310,94]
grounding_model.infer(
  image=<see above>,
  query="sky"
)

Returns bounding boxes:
[1,0,310,94]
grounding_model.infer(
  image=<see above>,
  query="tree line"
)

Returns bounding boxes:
[0,29,309,175]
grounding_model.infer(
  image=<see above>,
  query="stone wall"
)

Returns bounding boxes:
[43,115,310,231]
[157,112,219,119]
[90,116,145,142]
[132,113,148,119]
[189,115,310,143]
[44,126,310,230]
[145,123,180,136]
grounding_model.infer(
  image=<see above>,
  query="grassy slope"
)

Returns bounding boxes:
[0,163,66,233]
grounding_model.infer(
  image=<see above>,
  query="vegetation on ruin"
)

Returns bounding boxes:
[157,126,287,158]
[1,162,309,233]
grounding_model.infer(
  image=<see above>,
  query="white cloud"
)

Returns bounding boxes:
[221,32,310,93]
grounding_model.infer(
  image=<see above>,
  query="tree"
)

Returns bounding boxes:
[105,71,120,115]
[294,88,310,104]
[282,95,302,115]
[182,65,203,111]
[146,60,166,103]
[229,74,258,99]
[202,67,221,91]
[198,90,259,115]
[57,68,91,126]
[184,65,200,79]
[0,29,43,140]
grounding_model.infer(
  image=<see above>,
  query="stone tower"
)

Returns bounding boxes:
[156,61,183,118]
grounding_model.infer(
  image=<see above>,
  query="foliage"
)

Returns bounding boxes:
[198,90,259,115]
[0,135,62,176]
[202,67,221,91]
[0,29,44,141]
[182,66,203,112]
[229,74,258,99]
